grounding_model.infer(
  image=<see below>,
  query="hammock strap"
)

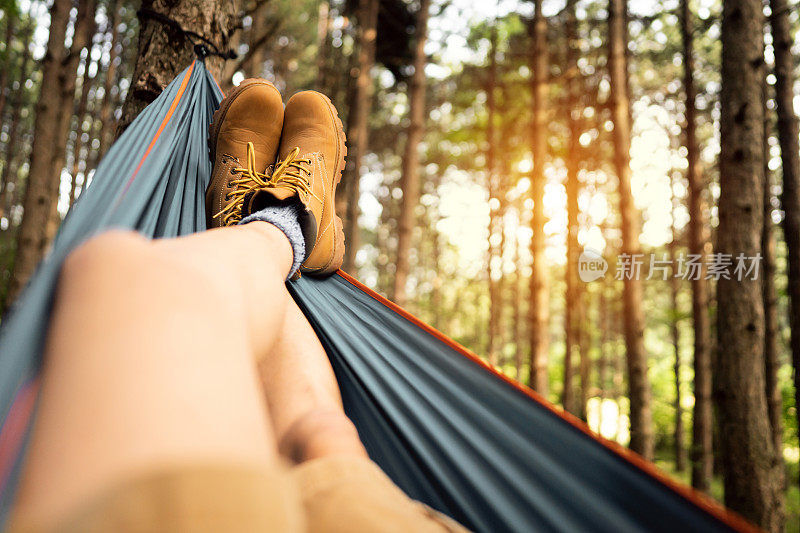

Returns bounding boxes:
[137,8,237,61]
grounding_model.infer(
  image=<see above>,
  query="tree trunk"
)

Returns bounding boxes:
[762,96,784,513]
[770,0,800,496]
[613,296,625,441]
[95,0,123,163]
[45,0,99,242]
[716,0,780,527]
[341,0,379,273]
[607,0,653,460]
[563,0,581,416]
[69,48,99,207]
[681,0,714,493]
[527,0,550,397]
[670,178,686,473]
[6,0,86,308]
[430,173,443,328]
[485,27,499,365]
[117,0,241,136]
[597,266,609,429]
[0,10,17,130]
[578,289,591,422]
[513,211,526,381]
[315,1,332,91]
[243,1,269,78]
[0,24,32,221]
[393,0,430,306]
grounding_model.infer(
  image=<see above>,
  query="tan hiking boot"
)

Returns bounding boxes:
[245,91,346,277]
[206,79,284,228]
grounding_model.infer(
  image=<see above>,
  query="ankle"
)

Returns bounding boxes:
[242,221,296,277]
[240,204,306,279]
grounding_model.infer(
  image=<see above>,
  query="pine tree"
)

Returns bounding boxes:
[486,26,499,365]
[315,1,331,91]
[0,7,17,128]
[95,0,123,162]
[341,0,379,273]
[670,171,686,472]
[681,0,713,492]
[564,0,584,418]
[769,0,800,496]
[762,89,784,519]
[69,36,101,207]
[393,0,430,306]
[716,0,781,527]
[6,0,93,308]
[0,20,32,221]
[607,0,653,460]
[527,0,550,396]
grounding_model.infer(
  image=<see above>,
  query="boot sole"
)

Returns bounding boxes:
[300,92,347,276]
[207,79,281,163]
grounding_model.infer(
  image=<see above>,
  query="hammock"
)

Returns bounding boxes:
[0,60,753,532]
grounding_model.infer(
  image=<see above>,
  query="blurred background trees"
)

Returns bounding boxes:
[0,0,799,530]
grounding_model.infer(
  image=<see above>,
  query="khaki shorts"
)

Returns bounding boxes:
[14,456,468,532]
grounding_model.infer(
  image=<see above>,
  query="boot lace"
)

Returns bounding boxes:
[269,147,319,203]
[213,143,317,226]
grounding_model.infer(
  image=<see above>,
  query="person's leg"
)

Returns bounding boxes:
[258,302,469,533]
[11,222,298,530]
[257,301,368,463]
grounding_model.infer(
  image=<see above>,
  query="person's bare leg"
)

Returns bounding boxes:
[12,222,295,529]
[256,299,471,533]
[257,299,368,463]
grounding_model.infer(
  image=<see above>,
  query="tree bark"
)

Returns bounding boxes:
[513,209,526,381]
[564,0,584,418]
[69,46,100,207]
[0,23,32,221]
[681,0,714,493]
[117,0,241,136]
[670,176,686,473]
[485,27,499,365]
[762,95,784,520]
[527,0,550,397]
[315,1,332,91]
[770,0,800,496]
[430,173,443,328]
[6,0,86,308]
[613,295,625,441]
[607,0,653,460]
[95,0,123,163]
[393,0,430,306]
[243,1,269,78]
[0,9,17,130]
[341,0,379,273]
[716,0,780,527]
[597,262,609,428]
[46,0,99,241]
[578,289,591,422]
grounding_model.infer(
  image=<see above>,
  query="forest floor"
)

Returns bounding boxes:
[655,456,800,531]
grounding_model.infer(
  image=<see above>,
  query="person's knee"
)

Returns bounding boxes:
[60,230,149,287]
[279,409,367,463]
[60,230,240,322]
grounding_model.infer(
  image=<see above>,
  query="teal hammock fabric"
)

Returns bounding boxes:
[0,61,751,532]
